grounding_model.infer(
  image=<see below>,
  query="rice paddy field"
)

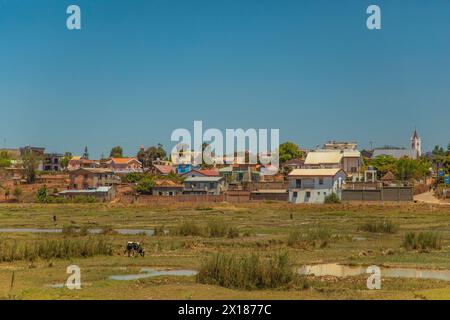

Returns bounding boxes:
[0,202,450,300]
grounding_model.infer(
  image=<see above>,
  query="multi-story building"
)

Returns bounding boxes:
[288,168,347,204]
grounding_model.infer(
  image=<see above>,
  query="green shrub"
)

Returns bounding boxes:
[324,193,340,204]
[13,187,22,200]
[36,185,48,203]
[135,177,155,194]
[123,172,146,183]
[403,231,442,250]
[227,226,239,239]
[358,219,398,234]
[79,226,89,236]
[154,225,166,236]
[197,252,294,290]
[175,221,204,236]
[288,226,332,248]
[0,238,113,262]
[207,219,228,238]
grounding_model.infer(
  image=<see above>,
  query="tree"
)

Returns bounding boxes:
[201,142,214,168]
[36,185,48,203]
[432,145,445,157]
[135,177,155,194]
[0,151,12,168]
[13,186,22,201]
[279,142,303,164]
[395,157,430,181]
[137,144,167,167]
[110,146,123,158]
[60,152,72,170]
[447,141,450,154]
[365,155,397,178]
[21,152,40,183]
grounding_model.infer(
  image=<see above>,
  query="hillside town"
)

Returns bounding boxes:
[0,129,449,205]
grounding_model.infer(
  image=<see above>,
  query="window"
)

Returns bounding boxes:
[319,178,324,185]
[293,191,298,198]
[306,191,311,198]
[296,179,301,188]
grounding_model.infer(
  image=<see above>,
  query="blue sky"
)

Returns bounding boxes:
[0,0,449,158]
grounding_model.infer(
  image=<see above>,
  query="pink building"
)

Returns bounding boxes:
[105,157,142,173]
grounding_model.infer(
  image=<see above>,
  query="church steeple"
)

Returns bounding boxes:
[411,128,421,157]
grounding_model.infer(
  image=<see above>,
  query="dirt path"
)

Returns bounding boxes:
[414,191,449,205]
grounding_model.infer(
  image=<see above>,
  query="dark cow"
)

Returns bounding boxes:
[125,241,145,257]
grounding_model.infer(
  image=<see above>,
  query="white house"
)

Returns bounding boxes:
[304,150,362,179]
[288,168,347,204]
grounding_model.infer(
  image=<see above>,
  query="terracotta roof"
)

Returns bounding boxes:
[154,179,183,188]
[197,168,220,176]
[109,157,140,164]
[381,171,396,181]
[153,165,175,174]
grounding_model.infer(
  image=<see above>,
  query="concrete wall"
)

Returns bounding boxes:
[342,187,413,202]
[250,191,288,201]
[289,188,335,204]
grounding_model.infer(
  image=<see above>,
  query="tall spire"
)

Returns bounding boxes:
[411,128,421,157]
[412,127,419,139]
[82,146,89,160]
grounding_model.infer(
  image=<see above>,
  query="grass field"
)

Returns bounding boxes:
[0,202,450,300]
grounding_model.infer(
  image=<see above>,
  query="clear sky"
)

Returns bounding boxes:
[0,0,449,158]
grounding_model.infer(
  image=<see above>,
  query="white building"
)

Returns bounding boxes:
[288,168,347,204]
[304,150,362,178]
[411,129,422,157]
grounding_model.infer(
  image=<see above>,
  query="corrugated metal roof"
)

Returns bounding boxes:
[372,149,418,159]
[184,176,223,182]
[342,150,361,157]
[304,151,343,165]
[288,168,344,177]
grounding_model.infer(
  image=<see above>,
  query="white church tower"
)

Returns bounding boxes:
[411,128,421,157]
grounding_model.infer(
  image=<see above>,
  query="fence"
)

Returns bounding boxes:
[121,194,226,204]
[120,190,287,204]
[342,187,413,202]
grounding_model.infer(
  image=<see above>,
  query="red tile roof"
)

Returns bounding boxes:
[109,157,140,164]
[196,168,220,176]
[153,165,175,174]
